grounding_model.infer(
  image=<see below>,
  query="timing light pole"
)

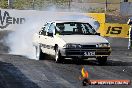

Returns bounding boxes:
[32,0,35,10]
[8,0,13,9]
[68,0,71,11]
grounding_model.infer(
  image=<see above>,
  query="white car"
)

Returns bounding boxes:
[33,21,111,64]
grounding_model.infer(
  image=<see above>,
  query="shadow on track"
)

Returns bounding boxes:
[43,54,132,66]
[106,60,132,66]
[0,61,40,88]
[63,59,132,66]
[45,57,132,66]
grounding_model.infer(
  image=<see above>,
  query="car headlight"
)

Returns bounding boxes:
[63,44,81,48]
[96,43,110,47]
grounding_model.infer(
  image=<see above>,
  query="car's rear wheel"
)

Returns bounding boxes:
[96,56,107,65]
[55,48,64,63]
[35,45,45,60]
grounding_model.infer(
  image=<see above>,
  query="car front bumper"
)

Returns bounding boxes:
[60,48,111,58]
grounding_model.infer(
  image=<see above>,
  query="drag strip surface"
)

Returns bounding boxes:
[0,32,132,88]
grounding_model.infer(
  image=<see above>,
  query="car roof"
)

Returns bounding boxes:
[47,20,90,24]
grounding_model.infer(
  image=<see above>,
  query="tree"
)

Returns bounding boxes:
[0,0,8,9]
[0,0,71,9]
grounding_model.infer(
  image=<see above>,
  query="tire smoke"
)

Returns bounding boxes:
[5,18,43,59]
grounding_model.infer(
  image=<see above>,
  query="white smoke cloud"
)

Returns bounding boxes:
[4,11,59,59]
[4,10,99,60]
[5,17,43,59]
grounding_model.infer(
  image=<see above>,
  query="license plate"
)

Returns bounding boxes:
[84,52,95,56]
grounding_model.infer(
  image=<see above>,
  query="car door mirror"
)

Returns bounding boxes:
[39,30,46,35]
[42,27,45,29]
[39,31,42,35]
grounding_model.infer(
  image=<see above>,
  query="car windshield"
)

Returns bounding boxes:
[56,22,96,35]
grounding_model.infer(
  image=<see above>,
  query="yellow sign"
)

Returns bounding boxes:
[85,13,130,38]
[100,23,130,38]
[85,13,106,23]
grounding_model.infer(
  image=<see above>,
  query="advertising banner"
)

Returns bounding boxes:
[0,9,99,31]
[86,13,105,24]
[101,23,129,38]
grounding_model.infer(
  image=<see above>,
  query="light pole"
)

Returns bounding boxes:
[8,0,13,9]
[68,0,71,10]
[32,0,35,10]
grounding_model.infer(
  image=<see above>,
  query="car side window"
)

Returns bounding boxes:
[45,23,51,32]
[48,23,55,33]
[39,26,46,35]
[47,23,56,36]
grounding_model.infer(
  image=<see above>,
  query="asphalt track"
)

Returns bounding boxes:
[0,31,132,88]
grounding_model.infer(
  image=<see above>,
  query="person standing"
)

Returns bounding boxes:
[127,18,132,49]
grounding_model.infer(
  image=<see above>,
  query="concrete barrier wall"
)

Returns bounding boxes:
[0,9,99,31]
[0,9,130,38]
[0,9,70,31]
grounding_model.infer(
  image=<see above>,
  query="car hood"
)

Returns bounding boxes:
[59,35,108,44]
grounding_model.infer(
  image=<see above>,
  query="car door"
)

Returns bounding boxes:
[38,23,50,54]
[39,23,55,55]
[45,23,56,55]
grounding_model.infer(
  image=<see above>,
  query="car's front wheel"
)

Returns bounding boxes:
[55,48,64,63]
[96,56,107,65]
